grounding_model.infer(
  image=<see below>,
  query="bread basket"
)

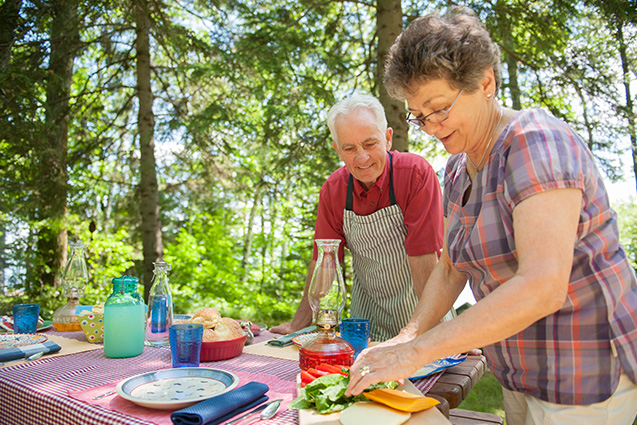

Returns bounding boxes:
[200,334,247,361]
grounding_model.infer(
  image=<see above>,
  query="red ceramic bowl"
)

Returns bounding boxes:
[200,334,247,362]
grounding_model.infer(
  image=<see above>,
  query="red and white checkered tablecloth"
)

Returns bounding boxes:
[0,330,442,425]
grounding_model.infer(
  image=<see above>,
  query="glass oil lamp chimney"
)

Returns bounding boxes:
[52,241,89,332]
[299,239,354,370]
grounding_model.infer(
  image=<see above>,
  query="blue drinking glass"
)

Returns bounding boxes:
[13,304,40,334]
[169,324,204,368]
[340,318,370,358]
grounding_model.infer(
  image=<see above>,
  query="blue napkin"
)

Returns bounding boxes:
[171,381,269,425]
[266,325,317,347]
[0,340,61,363]
[409,355,466,380]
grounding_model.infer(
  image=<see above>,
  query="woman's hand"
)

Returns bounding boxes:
[345,340,427,397]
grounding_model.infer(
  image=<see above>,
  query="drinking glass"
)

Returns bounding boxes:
[340,318,370,358]
[169,324,204,368]
[13,304,40,334]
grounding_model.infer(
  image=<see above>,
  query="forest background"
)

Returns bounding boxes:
[1,0,636,326]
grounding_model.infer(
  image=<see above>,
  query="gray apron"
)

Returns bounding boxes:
[343,153,418,341]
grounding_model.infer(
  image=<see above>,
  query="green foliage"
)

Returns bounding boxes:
[163,207,309,323]
[615,197,637,271]
[457,370,506,421]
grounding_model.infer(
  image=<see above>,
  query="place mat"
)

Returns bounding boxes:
[69,367,298,425]
[46,329,94,342]
[243,339,301,361]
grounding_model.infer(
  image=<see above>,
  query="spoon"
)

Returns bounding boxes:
[223,399,282,425]
[259,398,281,420]
[26,351,45,361]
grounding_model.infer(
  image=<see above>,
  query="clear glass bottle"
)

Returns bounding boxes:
[52,241,89,332]
[104,276,145,358]
[299,239,354,370]
[145,262,174,347]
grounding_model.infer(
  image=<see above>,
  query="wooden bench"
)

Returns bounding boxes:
[449,408,504,425]
[429,355,487,409]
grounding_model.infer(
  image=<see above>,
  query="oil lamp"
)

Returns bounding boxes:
[299,239,354,370]
[52,241,89,331]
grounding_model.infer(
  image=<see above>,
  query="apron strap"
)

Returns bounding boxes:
[346,152,395,211]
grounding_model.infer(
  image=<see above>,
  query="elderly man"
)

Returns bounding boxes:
[271,94,444,341]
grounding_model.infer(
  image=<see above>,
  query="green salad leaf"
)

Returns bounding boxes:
[289,373,399,414]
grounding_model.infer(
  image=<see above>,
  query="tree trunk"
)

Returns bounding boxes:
[0,226,5,294]
[0,0,22,69]
[36,0,79,292]
[503,29,522,110]
[615,22,637,193]
[0,0,21,294]
[376,0,408,152]
[136,0,163,301]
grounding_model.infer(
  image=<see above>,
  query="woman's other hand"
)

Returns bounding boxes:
[270,322,294,335]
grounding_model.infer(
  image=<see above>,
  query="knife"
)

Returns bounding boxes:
[92,390,116,400]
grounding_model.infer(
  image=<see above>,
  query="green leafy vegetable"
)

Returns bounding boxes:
[289,373,399,414]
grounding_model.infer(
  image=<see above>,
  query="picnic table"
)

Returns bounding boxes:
[0,328,486,425]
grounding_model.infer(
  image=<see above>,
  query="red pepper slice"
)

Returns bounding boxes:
[307,368,330,378]
[300,370,316,384]
[316,364,340,373]
[316,364,348,375]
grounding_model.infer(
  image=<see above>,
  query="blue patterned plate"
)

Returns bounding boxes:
[0,334,48,349]
[116,367,239,409]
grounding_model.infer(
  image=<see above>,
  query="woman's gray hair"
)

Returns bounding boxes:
[384,7,502,100]
[327,93,388,144]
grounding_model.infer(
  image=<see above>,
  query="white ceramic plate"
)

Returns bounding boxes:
[0,334,48,349]
[292,332,318,347]
[116,367,239,410]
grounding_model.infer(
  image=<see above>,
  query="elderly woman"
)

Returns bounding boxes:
[345,8,637,425]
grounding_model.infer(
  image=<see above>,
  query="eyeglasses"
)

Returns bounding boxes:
[406,89,464,128]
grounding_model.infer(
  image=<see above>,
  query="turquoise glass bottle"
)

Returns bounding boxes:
[104,276,145,358]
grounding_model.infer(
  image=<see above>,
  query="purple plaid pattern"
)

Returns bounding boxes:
[443,108,637,405]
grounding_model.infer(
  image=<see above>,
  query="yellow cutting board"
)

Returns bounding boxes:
[297,379,451,425]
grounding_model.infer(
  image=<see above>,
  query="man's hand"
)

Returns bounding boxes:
[270,322,294,335]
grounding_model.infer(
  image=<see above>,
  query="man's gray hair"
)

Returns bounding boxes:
[326,93,388,144]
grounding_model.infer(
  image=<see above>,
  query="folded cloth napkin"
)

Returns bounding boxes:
[0,340,61,363]
[171,381,269,425]
[266,325,317,347]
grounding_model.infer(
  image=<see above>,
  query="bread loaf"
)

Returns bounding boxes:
[190,307,221,329]
[184,308,245,342]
